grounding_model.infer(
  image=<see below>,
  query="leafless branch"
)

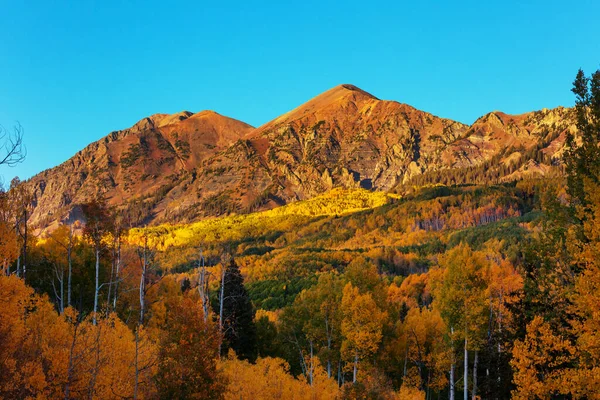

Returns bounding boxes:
[0,123,26,167]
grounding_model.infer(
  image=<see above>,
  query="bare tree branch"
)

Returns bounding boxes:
[0,123,26,167]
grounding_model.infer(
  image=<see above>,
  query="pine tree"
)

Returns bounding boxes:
[219,258,257,361]
[566,68,600,205]
[512,68,600,398]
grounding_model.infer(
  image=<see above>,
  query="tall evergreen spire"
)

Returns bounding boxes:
[220,258,257,361]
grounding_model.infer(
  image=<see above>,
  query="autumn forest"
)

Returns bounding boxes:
[1,69,600,400]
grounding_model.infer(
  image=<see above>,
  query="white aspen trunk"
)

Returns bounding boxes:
[297,345,308,378]
[309,340,314,386]
[353,352,358,383]
[135,237,147,399]
[197,251,209,323]
[107,248,114,311]
[22,208,27,277]
[139,244,147,326]
[498,289,504,387]
[14,221,20,276]
[202,274,209,321]
[113,236,121,310]
[325,316,332,378]
[218,264,226,356]
[93,248,100,325]
[107,229,120,312]
[59,266,64,314]
[67,225,73,308]
[450,326,455,400]
[472,350,478,400]
[464,337,468,400]
[450,362,455,400]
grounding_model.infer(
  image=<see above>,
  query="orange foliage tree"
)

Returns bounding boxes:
[221,354,340,400]
[0,274,158,399]
[155,295,225,399]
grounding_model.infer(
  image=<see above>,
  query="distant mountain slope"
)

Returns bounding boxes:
[180,84,469,216]
[400,106,575,188]
[27,111,254,230]
[183,85,574,215]
[24,85,576,231]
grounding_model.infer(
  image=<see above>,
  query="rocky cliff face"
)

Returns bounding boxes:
[26,111,254,230]
[24,85,576,231]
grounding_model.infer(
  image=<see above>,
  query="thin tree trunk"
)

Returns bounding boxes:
[309,340,314,386]
[107,241,115,312]
[67,225,73,308]
[450,326,455,400]
[353,352,358,383]
[64,322,79,400]
[297,344,308,378]
[497,289,503,389]
[139,244,147,326]
[113,237,121,310]
[88,323,102,398]
[134,328,140,400]
[472,350,478,400]
[450,362,455,400]
[197,250,209,323]
[93,249,100,325]
[22,208,27,277]
[135,236,148,399]
[325,315,332,379]
[218,264,226,356]
[464,337,468,400]
[427,370,432,400]
[60,265,65,313]
[15,220,20,276]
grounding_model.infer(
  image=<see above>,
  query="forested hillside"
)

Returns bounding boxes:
[1,69,599,399]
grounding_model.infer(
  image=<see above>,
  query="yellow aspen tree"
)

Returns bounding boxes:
[340,283,387,383]
[433,244,489,400]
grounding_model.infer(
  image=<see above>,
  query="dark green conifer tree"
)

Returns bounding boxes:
[566,68,600,205]
[219,258,257,361]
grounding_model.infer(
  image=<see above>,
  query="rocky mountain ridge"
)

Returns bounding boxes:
[23,84,576,231]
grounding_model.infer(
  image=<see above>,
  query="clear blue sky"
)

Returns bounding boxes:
[1,0,599,181]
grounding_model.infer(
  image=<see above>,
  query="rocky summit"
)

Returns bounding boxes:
[24,84,576,231]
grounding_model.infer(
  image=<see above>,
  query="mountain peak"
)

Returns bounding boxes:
[313,84,379,103]
[155,111,194,128]
[329,84,378,99]
[129,111,194,132]
[257,84,379,131]
[189,110,230,121]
